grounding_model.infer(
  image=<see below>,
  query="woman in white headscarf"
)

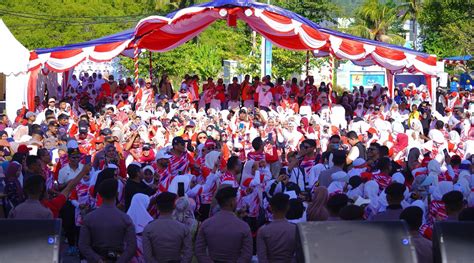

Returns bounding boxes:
[197,151,222,221]
[127,193,153,263]
[282,121,303,151]
[363,180,382,218]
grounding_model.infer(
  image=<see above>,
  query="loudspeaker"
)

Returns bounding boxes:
[296,221,417,263]
[433,222,474,263]
[0,219,61,263]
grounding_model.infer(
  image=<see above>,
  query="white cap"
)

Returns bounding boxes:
[156,150,172,160]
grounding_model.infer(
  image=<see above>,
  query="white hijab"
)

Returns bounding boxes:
[126,194,153,234]
[204,150,221,170]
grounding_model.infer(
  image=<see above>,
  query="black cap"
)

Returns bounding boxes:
[172,136,186,146]
[142,143,151,150]
[79,121,88,133]
[215,186,238,204]
[67,148,81,155]
[101,128,112,136]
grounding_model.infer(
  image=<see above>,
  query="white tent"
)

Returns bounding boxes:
[0,19,30,121]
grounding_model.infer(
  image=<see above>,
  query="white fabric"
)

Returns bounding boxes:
[0,20,31,121]
[126,193,153,234]
[204,150,221,170]
[0,20,30,75]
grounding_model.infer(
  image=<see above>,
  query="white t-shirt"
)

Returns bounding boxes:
[258,91,273,107]
[347,146,360,162]
[58,163,84,184]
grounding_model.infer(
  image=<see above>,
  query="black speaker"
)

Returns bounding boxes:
[433,222,474,263]
[296,221,418,263]
[0,219,61,263]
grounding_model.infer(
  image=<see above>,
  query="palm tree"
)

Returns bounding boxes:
[344,0,406,45]
[398,0,423,49]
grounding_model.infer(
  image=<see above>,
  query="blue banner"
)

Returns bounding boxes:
[264,39,272,76]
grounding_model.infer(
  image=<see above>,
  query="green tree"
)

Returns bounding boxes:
[344,0,406,45]
[418,0,474,58]
[276,0,340,24]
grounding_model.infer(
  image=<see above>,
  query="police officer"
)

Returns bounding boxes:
[257,193,297,262]
[142,192,193,263]
[195,186,253,263]
[78,178,136,263]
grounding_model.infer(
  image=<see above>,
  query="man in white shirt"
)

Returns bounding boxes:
[258,85,273,109]
[58,145,88,256]
[94,73,105,92]
[69,75,80,89]
[58,148,84,188]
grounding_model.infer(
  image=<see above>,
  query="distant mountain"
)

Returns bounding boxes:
[331,0,401,17]
[331,0,366,16]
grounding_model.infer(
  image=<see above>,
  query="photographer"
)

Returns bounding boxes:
[266,168,301,199]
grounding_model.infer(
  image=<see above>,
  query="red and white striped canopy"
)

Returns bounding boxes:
[29,0,438,75]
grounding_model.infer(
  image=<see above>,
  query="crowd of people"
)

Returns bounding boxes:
[1,70,474,263]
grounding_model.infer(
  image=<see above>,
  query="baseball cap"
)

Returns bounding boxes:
[17,144,32,154]
[25,112,36,119]
[185,121,195,127]
[172,136,186,146]
[156,150,172,160]
[67,148,81,155]
[78,121,88,133]
[142,143,152,150]
[100,128,112,136]
[145,78,152,83]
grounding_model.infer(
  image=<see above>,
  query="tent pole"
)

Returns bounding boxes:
[134,43,139,89]
[306,51,310,77]
[149,51,153,81]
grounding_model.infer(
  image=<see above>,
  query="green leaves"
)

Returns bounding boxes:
[418,0,474,57]
[344,0,406,44]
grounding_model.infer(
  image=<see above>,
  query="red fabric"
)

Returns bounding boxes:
[41,194,67,218]
[27,67,40,111]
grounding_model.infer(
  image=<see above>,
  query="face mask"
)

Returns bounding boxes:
[331,143,340,150]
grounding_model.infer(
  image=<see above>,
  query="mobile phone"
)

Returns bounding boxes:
[85,155,92,164]
[177,182,185,197]
[267,132,273,142]
[443,148,449,157]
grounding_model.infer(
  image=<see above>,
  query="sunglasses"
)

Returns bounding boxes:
[198,136,207,139]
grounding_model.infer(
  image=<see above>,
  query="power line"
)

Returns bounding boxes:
[0,8,156,20]
[0,10,144,24]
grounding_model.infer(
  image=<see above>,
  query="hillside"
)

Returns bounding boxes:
[331,0,366,16]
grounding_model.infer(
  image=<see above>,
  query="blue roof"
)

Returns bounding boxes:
[34,0,430,58]
[35,29,135,54]
[444,55,472,61]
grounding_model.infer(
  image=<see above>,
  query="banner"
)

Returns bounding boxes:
[264,39,272,76]
[350,74,385,89]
